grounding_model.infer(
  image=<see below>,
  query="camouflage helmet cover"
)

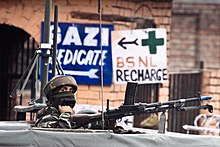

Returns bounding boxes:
[44,75,77,99]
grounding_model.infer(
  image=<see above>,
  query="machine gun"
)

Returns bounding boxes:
[70,83,213,132]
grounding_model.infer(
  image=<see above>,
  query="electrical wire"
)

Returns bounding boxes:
[98,0,105,130]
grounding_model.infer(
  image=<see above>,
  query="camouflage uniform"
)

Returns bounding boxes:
[35,106,73,128]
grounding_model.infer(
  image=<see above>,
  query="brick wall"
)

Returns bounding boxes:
[170,1,220,71]
[171,1,220,127]
[202,70,220,115]
[71,0,172,107]
[0,0,172,108]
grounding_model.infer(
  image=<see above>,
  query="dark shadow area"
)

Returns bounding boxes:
[0,24,37,120]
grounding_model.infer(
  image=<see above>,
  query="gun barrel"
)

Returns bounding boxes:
[130,95,212,110]
[200,96,212,101]
[162,95,212,105]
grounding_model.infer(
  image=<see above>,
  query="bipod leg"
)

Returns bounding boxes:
[10,52,40,98]
[19,53,40,97]
[158,111,166,134]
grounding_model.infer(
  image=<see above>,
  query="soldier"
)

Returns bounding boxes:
[35,75,77,129]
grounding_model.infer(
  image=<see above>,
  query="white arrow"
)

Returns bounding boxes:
[64,69,99,79]
[49,69,99,78]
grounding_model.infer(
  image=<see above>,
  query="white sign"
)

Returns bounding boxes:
[111,28,167,84]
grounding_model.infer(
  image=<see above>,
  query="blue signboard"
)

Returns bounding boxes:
[41,22,114,85]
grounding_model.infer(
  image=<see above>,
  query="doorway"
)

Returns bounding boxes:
[0,24,38,120]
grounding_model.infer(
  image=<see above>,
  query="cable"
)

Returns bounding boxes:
[98,0,105,130]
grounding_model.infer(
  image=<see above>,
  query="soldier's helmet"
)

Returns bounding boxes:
[44,75,77,108]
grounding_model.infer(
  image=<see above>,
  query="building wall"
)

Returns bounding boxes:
[202,69,220,115]
[0,0,172,108]
[171,1,220,132]
[170,1,220,71]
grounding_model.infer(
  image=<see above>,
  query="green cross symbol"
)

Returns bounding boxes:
[142,31,164,54]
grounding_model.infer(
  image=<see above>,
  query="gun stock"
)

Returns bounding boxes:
[71,114,102,129]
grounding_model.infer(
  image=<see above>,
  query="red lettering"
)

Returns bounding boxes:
[126,57,134,68]
[117,57,124,68]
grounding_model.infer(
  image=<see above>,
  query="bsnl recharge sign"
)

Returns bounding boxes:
[41,22,114,85]
[111,28,167,84]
